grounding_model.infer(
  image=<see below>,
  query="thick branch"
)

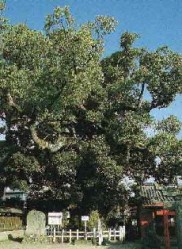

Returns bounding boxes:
[7,92,22,112]
[30,124,67,152]
[137,82,145,108]
[149,100,168,110]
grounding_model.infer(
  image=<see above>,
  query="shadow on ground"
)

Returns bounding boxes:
[8,234,23,243]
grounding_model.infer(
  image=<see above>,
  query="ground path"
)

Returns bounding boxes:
[0,241,141,249]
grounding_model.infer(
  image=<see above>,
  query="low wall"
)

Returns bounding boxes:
[0,229,24,241]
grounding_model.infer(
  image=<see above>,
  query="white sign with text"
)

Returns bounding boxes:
[48,212,63,225]
[81,215,89,221]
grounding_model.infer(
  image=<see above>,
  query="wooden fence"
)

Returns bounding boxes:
[0,216,22,231]
[46,226,125,244]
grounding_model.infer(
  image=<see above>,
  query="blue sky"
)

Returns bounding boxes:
[4,0,182,54]
[1,0,182,137]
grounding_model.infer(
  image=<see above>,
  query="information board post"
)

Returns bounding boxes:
[84,220,87,234]
[81,216,89,240]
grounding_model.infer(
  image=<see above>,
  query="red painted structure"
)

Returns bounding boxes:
[140,184,177,249]
[140,208,176,249]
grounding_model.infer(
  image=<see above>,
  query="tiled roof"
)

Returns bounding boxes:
[141,184,177,206]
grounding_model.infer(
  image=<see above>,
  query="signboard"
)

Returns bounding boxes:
[48,212,63,225]
[81,215,89,221]
[81,216,89,234]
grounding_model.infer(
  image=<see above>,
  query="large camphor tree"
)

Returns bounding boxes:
[0,6,181,215]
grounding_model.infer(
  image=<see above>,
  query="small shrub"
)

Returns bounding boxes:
[87,210,107,231]
[87,210,100,230]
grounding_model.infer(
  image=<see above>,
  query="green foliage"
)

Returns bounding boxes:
[0,4,181,217]
[87,210,100,230]
[120,32,139,49]
[101,30,181,188]
[156,115,181,134]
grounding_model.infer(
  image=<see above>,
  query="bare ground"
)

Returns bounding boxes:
[0,241,141,249]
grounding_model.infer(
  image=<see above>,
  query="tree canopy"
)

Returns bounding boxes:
[0,6,181,215]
